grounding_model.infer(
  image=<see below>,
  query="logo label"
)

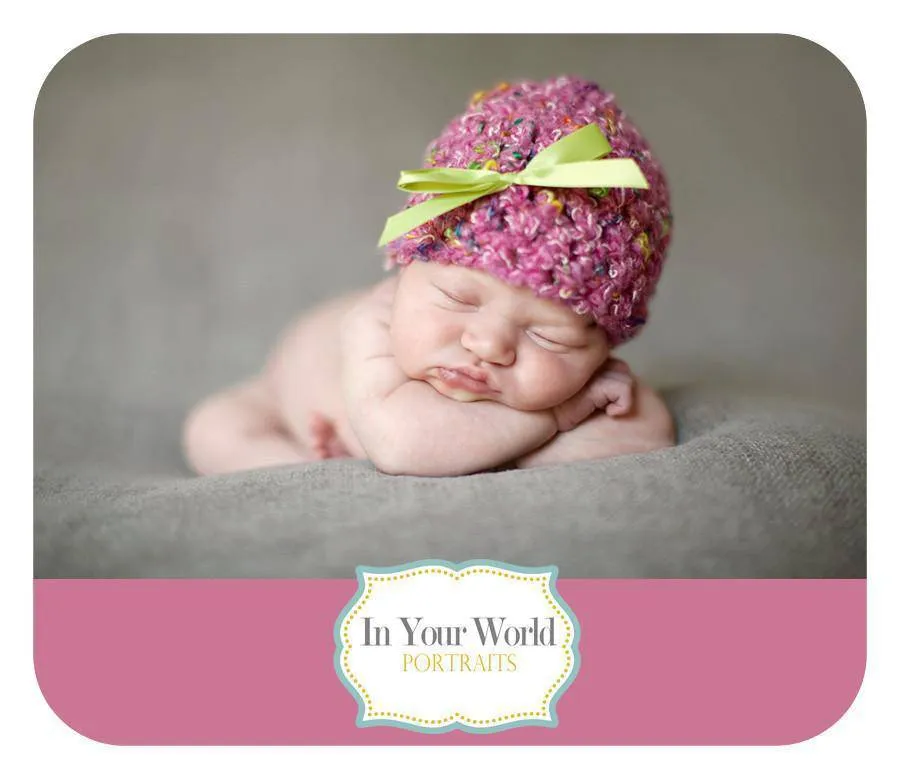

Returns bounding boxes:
[334,560,580,732]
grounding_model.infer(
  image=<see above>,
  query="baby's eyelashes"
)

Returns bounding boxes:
[434,285,477,308]
[525,329,582,352]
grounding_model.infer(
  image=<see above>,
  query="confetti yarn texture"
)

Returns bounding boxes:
[384,76,672,345]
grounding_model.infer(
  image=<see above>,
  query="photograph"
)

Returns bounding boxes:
[34,34,865,578]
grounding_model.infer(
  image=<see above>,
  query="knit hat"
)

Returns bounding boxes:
[382,75,672,346]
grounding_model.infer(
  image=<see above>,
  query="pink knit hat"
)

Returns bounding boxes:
[383,75,672,346]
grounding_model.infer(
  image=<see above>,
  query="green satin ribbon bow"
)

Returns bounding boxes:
[378,122,648,247]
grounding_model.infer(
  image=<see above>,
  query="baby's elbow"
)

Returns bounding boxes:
[368,444,411,476]
[368,444,441,477]
[348,405,423,476]
[365,435,470,477]
[361,430,420,476]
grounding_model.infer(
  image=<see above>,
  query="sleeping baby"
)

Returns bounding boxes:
[183,75,676,477]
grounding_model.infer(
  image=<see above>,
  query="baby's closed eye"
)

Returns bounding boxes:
[433,284,478,308]
[525,329,585,351]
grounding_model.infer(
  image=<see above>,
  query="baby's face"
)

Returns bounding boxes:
[390,261,610,411]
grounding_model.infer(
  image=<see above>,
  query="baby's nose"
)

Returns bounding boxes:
[461,319,516,365]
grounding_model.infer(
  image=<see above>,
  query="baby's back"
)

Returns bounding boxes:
[264,285,372,454]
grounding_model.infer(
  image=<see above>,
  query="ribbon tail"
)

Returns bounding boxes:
[378,186,504,247]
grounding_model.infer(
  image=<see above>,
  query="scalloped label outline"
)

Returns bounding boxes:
[333,559,581,733]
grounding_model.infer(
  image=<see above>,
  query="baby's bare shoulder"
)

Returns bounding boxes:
[265,282,382,384]
[274,279,389,349]
[343,274,399,321]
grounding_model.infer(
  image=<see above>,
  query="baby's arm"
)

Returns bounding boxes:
[517,374,675,469]
[341,278,558,476]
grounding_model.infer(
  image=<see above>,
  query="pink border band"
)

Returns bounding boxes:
[33,579,865,745]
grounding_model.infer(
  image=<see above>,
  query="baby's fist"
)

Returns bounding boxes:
[591,358,635,417]
[553,358,636,433]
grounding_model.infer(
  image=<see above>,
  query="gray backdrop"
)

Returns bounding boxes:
[34,35,865,577]
[36,35,864,420]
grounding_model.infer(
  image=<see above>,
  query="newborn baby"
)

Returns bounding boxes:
[183,76,676,476]
[183,263,673,476]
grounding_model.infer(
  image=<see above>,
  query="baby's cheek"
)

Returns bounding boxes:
[393,317,456,375]
[392,333,425,377]
[426,319,459,345]
[514,358,582,408]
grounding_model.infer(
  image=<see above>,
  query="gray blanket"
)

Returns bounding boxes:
[34,386,865,578]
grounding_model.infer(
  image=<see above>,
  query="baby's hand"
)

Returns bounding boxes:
[552,358,635,433]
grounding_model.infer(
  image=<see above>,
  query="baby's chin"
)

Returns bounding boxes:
[439,388,489,403]
[424,377,551,410]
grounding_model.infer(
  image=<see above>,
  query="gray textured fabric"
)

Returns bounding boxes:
[34,386,865,578]
[34,35,866,578]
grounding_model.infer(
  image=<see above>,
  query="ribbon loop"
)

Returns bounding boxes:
[397,168,504,194]
[378,123,648,247]
[527,124,612,170]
